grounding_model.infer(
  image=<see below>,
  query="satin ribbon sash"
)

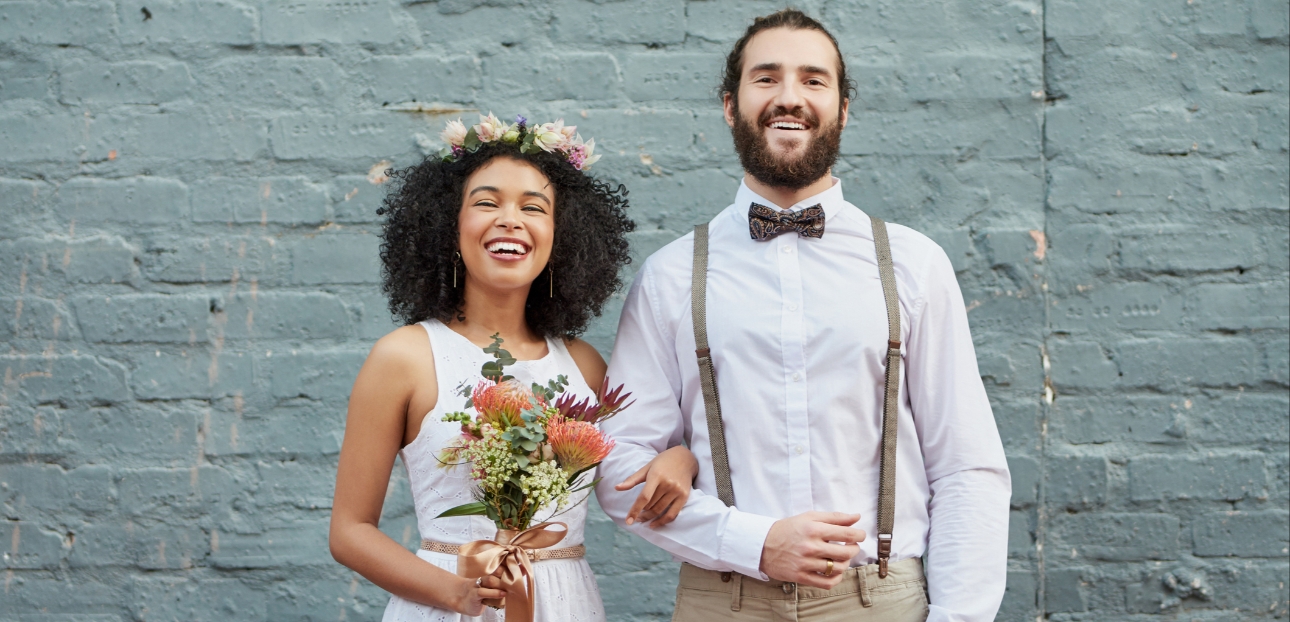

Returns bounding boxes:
[455,522,569,622]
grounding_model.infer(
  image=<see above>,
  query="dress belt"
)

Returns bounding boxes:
[421,540,586,561]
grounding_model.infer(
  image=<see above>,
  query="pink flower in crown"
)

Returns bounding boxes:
[531,120,571,152]
[440,119,468,148]
[474,112,511,143]
[565,136,600,171]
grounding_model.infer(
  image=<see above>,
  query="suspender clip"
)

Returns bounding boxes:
[696,347,711,358]
[877,533,892,579]
[887,340,901,351]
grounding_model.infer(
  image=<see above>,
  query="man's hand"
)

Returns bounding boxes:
[759,512,866,589]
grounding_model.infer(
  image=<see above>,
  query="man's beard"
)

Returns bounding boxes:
[731,103,843,191]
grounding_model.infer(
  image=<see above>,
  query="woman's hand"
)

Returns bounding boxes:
[453,574,508,616]
[613,445,699,529]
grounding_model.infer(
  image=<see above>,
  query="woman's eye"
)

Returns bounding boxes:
[475,200,498,207]
[522,205,547,213]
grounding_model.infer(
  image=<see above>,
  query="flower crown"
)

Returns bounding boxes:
[439,113,601,171]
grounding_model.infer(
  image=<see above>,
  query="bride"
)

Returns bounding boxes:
[330,114,697,621]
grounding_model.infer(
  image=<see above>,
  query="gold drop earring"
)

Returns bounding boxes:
[548,264,554,298]
[453,251,461,288]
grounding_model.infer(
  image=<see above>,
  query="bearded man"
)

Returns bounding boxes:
[596,9,1011,622]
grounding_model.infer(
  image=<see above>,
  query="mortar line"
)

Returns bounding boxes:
[1036,0,1052,618]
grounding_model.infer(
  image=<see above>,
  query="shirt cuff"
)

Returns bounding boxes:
[719,510,777,580]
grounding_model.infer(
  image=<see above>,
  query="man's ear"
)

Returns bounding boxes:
[723,93,735,128]
[840,98,850,130]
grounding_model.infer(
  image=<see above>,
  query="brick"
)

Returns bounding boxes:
[73,293,209,344]
[59,402,200,465]
[1,355,130,404]
[127,575,268,621]
[192,177,328,225]
[1117,338,1259,388]
[216,292,352,341]
[1,521,67,569]
[0,297,76,341]
[0,1,115,44]
[261,1,399,45]
[329,175,388,224]
[992,397,1040,450]
[625,168,741,226]
[904,54,1042,102]
[483,51,621,101]
[209,521,329,568]
[684,0,783,42]
[1124,227,1264,273]
[1196,0,1248,35]
[117,0,257,44]
[1048,164,1203,214]
[1193,511,1290,557]
[54,177,188,225]
[1008,455,1039,507]
[1045,567,1088,613]
[0,464,114,517]
[286,233,381,284]
[1008,509,1034,557]
[1252,0,1290,39]
[130,349,252,400]
[0,58,52,101]
[59,60,193,105]
[1203,162,1290,211]
[271,112,423,161]
[117,465,238,520]
[623,53,723,102]
[1052,395,1186,444]
[352,290,399,340]
[204,404,344,457]
[0,112,83,162]
[1051,282,1185,333]
[1048,340,1119,391]
[359,55,479,104]
[269,348,366,400]
[1050,513,1180,561]
[552,0,685,45]
[1267,337,1289,385]
[1046,455,1108,510]
[254,461,334,511]
[1129,453,1267,501]
[0,235,138,287]
[201,56,346,110]
[997,570,1037,619]
[142,234,284,284]
[1190,282,1290,330]
[1190,393,1290,444]
[842,102,1041,158]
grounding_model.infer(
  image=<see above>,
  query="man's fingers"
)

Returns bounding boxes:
[805,511,861,526]
[815,523,867,544]
[614,464,650,491]
[817,542,860,562]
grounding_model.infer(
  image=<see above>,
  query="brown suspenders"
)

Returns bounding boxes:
[690,216,903,578]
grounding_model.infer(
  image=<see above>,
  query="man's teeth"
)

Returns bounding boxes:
[770,122,807,130]
[486,241,528,255]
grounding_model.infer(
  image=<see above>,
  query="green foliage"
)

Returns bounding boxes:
[480,333,517,382]
[532,374,569,402]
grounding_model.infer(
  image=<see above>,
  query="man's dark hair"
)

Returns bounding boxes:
[719,9,857,108]
[377,144,634,338]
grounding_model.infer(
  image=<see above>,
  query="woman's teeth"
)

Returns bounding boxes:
[486,241,529,255]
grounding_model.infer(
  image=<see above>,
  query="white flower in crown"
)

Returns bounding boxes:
[474,112,511,143]
[440,118,468,148]
[531,120,572,152]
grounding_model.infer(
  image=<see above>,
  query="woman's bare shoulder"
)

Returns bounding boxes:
[364,324,434,374]
[563,337,607,390]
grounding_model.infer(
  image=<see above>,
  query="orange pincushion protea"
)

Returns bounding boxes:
[471,379,543,430]
[546,416,615,474]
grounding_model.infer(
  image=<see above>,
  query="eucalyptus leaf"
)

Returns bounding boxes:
[436,501,487,518]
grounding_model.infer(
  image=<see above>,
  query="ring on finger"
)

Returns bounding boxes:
[824,558,834,577]
[475,577,484,588]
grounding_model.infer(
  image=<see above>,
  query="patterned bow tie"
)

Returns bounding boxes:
[748,202,825,241]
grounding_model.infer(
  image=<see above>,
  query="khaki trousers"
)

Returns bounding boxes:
[671,558,928,622]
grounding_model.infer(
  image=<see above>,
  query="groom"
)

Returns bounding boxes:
[597,9,1011,622]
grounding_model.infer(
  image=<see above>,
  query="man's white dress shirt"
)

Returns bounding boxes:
[596,179,1011,622]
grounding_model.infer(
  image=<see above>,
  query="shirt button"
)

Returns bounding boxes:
[791,372,801,381]
[794,445,804,455]
[788,304,798,311]
[782,246,793,254]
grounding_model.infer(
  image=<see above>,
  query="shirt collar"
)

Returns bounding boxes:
[733,177,846,224]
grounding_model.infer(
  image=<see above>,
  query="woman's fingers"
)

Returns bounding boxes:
[625,477,660,525]
[479,575,505,590]
[477,587,507,601]
[614,463,650,491]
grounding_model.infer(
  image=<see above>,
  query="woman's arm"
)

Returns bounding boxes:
[329,326,506,615]
[566,337,698,528]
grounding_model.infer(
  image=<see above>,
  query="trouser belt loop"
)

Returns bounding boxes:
[729,573,743,611]
[856,564,873,607]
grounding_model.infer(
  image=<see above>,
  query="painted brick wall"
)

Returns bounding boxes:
[1,1,1286,620]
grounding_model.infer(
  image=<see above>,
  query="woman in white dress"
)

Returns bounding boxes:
[330,116,696,621]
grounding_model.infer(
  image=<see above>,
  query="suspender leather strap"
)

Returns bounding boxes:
[690,216,902,577]
[692,223,736,507]
[870,216,901,579]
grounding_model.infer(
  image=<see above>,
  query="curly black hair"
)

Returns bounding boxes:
[377,142,634,339]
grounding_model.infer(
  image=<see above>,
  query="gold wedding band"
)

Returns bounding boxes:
[824,558,834,577]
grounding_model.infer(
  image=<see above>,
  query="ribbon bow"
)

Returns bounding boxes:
[456,522,569,622]
[748,202,825,241]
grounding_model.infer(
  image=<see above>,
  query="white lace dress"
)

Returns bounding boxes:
[382,320,606,622]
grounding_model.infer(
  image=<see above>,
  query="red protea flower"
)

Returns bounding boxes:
[472,379,543,429]
[546,416,615,474]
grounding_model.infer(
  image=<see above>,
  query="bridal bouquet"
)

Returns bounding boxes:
[437,335,633,530]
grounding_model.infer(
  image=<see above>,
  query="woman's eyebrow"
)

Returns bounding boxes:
[522,190,551,204]
[467,185,500,197]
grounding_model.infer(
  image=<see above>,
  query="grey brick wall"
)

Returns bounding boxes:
[1,1,1286,620]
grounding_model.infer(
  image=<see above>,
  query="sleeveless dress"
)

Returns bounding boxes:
[381,319,606,622]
